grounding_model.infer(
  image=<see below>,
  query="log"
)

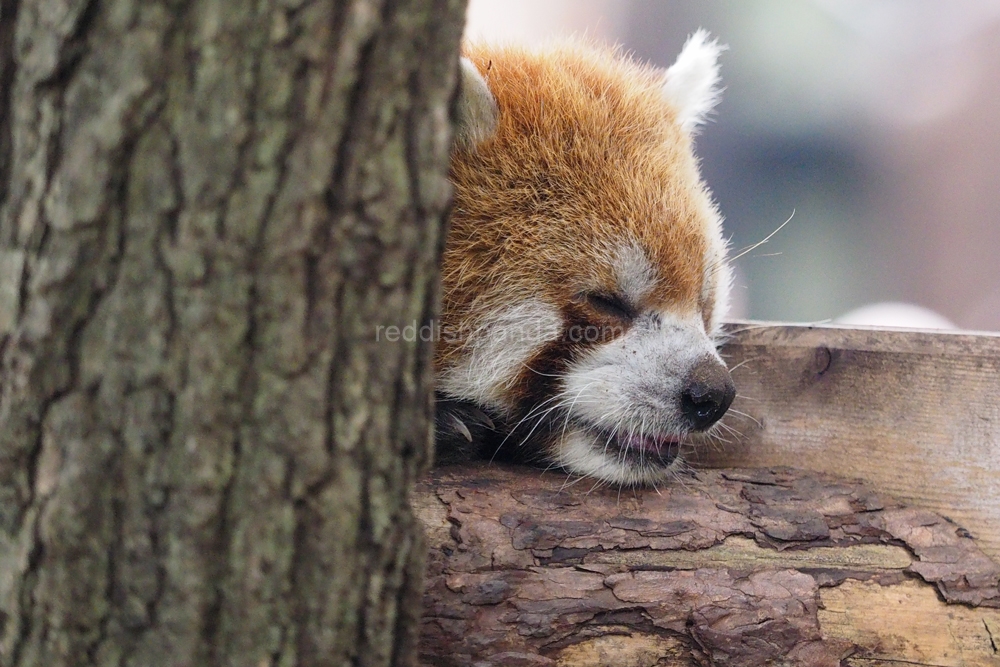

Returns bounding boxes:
[414,463,1000,667]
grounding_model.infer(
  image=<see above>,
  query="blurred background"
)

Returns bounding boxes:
[464,0,1000,331]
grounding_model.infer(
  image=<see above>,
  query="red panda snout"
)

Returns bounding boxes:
[554,311,730,485]
[681,355,736,431]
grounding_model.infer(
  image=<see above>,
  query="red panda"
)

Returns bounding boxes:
[435,32,734,486]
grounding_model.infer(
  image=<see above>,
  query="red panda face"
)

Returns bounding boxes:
[437,33,734,485]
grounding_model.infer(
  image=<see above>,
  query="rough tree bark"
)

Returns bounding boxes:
[0,0,465,665]
[416,464,1000,666]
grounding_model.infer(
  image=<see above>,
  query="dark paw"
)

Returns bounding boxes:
[434,395,501,465]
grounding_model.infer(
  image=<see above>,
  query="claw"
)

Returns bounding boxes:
[449,413,473,442]
[467,406,495,430]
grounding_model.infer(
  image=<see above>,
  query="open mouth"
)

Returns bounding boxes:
[589,426,682,466]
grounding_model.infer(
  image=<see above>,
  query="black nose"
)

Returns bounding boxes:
[680,357,736,431]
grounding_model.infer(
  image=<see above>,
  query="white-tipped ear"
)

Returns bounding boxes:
[662,30,725,134]
[456,57,499,149]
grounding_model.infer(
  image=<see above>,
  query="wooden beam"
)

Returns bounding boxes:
[690,322,1000,562]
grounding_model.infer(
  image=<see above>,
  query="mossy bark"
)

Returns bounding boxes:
[0,0,465,665]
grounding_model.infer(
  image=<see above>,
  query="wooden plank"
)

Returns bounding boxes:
[691,322,1000,563]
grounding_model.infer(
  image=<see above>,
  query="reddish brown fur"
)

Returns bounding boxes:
[438,41,719,369]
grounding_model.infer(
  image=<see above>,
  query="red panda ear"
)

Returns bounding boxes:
[456,57,499,149]
[662,30,726,134]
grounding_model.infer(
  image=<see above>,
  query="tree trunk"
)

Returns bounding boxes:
[0,1,465,665]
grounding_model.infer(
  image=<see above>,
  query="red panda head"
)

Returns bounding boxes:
[437,32,734,485]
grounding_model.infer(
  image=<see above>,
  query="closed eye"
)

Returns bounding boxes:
[584,292,637,321]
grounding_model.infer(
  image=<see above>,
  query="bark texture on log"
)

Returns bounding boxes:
[415,464,1000,667]
[0,0,465,665]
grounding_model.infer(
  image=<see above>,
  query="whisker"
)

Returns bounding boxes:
[727,356,763,373]
[518,363,566,379]
[496,391,571,438]
[706,430,734,446]
[715,421,744,440]
[559,473,591,492]
[720,321,780,336]
[726,409,761,428]
[728,209,795,264]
